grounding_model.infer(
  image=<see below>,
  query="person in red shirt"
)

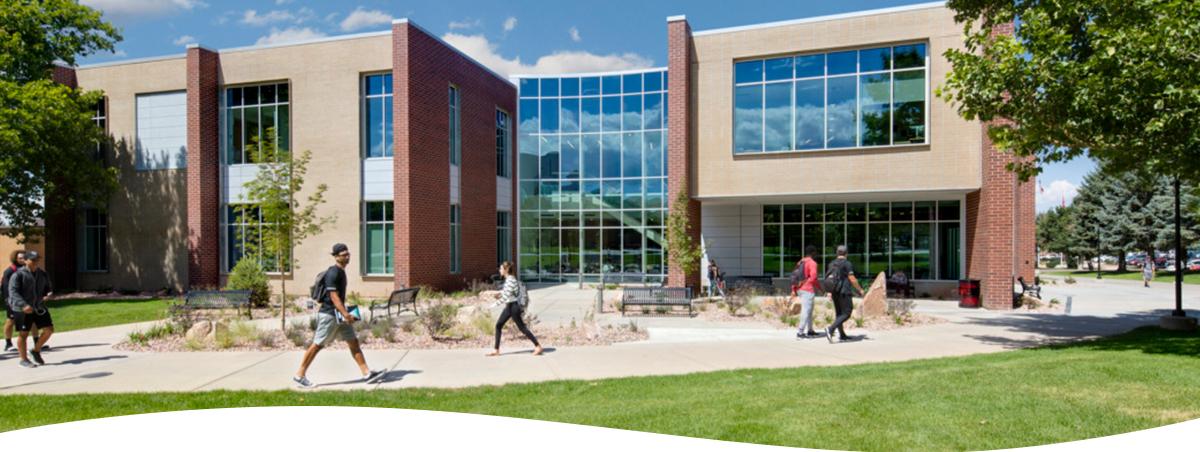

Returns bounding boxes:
[794,245,820,339]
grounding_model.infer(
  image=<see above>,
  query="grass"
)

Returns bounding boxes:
[0,327,1198,449]
[44,298,172,332]
[1041,269,1200,284]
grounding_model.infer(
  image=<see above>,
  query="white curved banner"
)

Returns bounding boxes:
[0,407,1196,451]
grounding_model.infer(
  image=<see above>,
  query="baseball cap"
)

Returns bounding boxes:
[331,243,349,256]
[25,251,40,261]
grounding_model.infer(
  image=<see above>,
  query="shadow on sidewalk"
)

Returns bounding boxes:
[0,370,115,391]
[319,369,423,388]
[959,309,1199,353]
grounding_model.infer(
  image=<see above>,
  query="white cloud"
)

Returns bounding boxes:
[569,26,581,42]
[449,18,481,30]
[81,0,206,19]
[1037,179,1080,212]
[255,27,327,46]
[340,7,393,32]
[172,35,196,46]
[112,49,128,57]
[440,33,653,77]
[242,9,295,26]
[503,17,517,32]
[275,0,292,4]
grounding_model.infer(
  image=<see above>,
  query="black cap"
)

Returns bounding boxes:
[331,243,349,256]
[25,251,40,261]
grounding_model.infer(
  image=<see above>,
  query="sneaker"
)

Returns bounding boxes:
[805,331,822,338]
[363,369,386,383]
[795,332,805,340]
[40,344,50,351]
[292,375,313,388]
[3,342,12,352]
[31,350,45,365]
[824,327,834,344]
[19,359,36,369]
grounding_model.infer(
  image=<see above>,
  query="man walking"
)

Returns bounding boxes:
[3,250,25,352]
[8,251,53,367]
[824,245,865,343]
[293,244,384,388]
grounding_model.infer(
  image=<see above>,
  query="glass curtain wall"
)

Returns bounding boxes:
[734,43,927,154]
[762,200,960,281]
[517,70,669,283]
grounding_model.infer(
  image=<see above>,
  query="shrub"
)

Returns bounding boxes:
[1064,276,1077,284]
[626,320,639,333]
[467,279,495,295]
[1049,298,1061,306]
[421,301,460,338]
[724,288,752,316]
[886,298,916,317]
[226,258,272,308]
[215,320,258,349]
[470,310,496,338]
[285,325,308,347]
[853,317,865,328]
[398,317,418,334]
[370,317,396,342]
[654,305,668,315]
[257,333,276,348]
[127,322,178,346]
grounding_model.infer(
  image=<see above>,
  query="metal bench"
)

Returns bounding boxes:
[175,290,252,318]
[369,287,420,319]
[1014,276,1042,307]
[621,287,692,316]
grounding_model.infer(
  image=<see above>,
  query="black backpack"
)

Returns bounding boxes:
[821,260,847,295]
[789,259,809,287]
[310,268,329,302]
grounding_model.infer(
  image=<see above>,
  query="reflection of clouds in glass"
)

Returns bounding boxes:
[580,109,600,132]
[827,99,855,147]
[735,105,763,152]
[794,106,822,149]
[621,111,643,130]
[764,105,791,151]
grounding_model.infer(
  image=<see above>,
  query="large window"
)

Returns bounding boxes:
[516,70,668,283]
[497,211,511,265]
[363,74,393,158]
[761,200,959,281]
[449,86,460,166]
[733,43,927,154]
[497,110,511,178]
[136,91,188,170]
[450,204,461,274]
[225,82,289,164]
[92,97,107,160]
[80,208,108,272]
[223,204,286,272]
[364,201,394,275]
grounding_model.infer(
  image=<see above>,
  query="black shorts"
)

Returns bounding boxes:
[13,310,52,332]
[4,303,13,320]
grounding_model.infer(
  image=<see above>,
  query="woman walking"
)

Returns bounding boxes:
[1143,257,1155,288]
[488,261,543,357]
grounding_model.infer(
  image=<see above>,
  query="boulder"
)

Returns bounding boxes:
[185,321,212,342]
[862,272,889,318]
[455,303,488,326]
[208,319,230,341]
[479,290,502,301]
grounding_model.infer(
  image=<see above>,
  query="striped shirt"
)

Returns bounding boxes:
[499,275,521,305]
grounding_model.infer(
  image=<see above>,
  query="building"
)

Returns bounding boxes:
[49,2,1033,308]
[49,20,517,296]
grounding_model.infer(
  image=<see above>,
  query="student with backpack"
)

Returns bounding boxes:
[487,261,542,357]
[822,245,865,343]
[791,245,820,339]
[292,244,385,388]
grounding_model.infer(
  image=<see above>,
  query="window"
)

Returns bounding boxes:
[733,43,928,154]
[762,199,959,280]
[223,204,286,272]
[449,86,460,166]
[364,201,394,275]
[136,91,187,170]
[225,82,290,164]
[363,74,393,158]
[496,110,511,177]
[497,211,511,265]
[92,98,107,160]
[80,208,107,272]
[450,204,461,273]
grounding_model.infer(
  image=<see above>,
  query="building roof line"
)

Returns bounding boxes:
[691,1,947,37]
[396,18,516,89]
[508,66,668,81]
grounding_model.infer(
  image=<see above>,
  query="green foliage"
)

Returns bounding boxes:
[940,0,1200,182]
[369,317,396,342]
[127,322,179,346]
[470,310,495,338]
[225,258,272,308]
[420,302,460,338]
[665,189,703,280]
[0,1,121,240]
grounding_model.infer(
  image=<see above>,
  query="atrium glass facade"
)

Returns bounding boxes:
[517,69,669,282]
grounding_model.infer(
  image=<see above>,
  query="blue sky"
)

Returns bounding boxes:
[77,0,1092,211]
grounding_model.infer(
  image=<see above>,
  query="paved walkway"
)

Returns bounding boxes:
[0,277,1194,394]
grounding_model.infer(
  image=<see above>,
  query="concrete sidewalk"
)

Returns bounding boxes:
[0,278,1193,395]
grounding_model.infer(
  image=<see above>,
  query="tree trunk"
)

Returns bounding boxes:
[279,251,287,332]
[1117,249,1127,272]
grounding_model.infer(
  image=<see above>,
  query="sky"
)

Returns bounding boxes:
[76,0,1094,212]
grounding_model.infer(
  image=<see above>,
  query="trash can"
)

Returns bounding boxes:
[958,279,981,308]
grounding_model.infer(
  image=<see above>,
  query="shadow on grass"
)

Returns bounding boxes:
[50,298,168,309]
[962,309,1200,358]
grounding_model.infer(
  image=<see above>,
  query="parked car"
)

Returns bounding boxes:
[1188,259,1200,271]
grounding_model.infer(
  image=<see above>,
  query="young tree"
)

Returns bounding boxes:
[0,0,121,239]
[236,130,334,331]
[939,0,1200,183]
[664,189,703,286]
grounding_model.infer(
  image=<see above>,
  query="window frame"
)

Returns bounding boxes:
[222,81,291,166]
[496,109,511,178]
[362,201,395,276]
[361,72,394,159]
[450,204,462,274]
[449,84,461,166]
[79,207,108,273]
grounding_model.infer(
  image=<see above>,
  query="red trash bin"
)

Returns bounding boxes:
[958,279,980,308]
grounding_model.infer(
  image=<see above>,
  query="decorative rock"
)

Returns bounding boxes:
[862,272,889,318]
[455,304,489,326]
[208,319,230,341]
[479,290,502,301]
[185,321,212,341]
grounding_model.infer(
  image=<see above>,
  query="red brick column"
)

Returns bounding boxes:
[393,20,515,291]
[186,45,221,289]
[666,17,701,292]
[44,64,80,290]
[965,22,1034,309]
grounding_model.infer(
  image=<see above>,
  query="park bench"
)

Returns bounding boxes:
[621,287,692,316]
[1013,276,1042,307]
[174,290,252,318]
[369,287,420,319]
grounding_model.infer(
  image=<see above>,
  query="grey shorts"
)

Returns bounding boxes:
[312,312,358,346]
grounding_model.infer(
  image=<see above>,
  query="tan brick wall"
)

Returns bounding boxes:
[689,5,982,199]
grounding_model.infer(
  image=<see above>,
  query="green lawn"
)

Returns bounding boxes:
[1,327,1198,450]
[45,298,172,332]
[1041,269,1200,284]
